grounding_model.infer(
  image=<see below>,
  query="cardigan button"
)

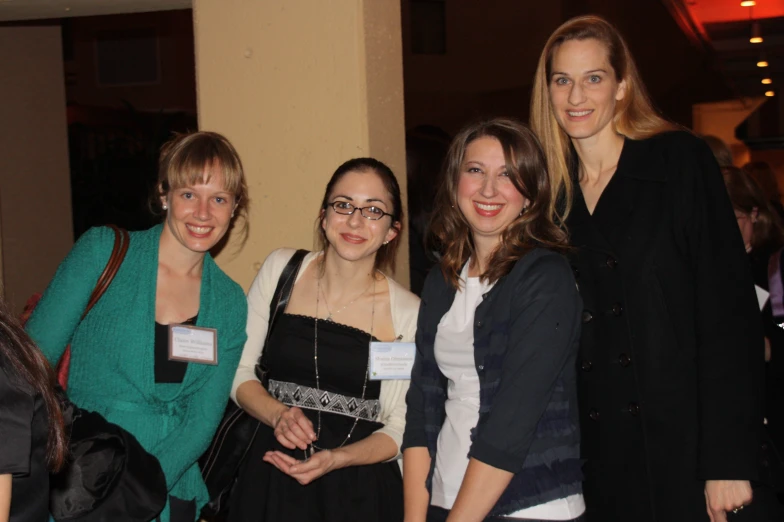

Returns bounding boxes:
[618,353,631,367]
[476,320,483,328]
[581,360,593,372]
[611,303,623,316]
[606,256,618,269]
[589,408,600,421]
[478,365,485,371]
[582,310,594,323]
[627,402,640,416]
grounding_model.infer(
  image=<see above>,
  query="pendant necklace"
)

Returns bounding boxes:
[319,278,374,322]
[309,274,375,457]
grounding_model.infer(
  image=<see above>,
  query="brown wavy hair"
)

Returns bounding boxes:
[530,15,678,222]
[723,166,784,255]
[1,299,66,471]
[430,118,569,289]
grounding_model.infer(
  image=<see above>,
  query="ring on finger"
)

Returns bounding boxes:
[732,505,745,514]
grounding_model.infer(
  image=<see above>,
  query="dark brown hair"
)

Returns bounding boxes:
[723,166,784,255]
[316,158,404,273]
[1,300,66,471]
[153,131,250,245]
[431,118,569,289]
[744,161,782,205]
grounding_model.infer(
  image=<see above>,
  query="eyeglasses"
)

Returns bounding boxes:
[328,201,395,221]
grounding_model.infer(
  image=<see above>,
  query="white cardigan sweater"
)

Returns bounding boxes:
[231,248,420,456]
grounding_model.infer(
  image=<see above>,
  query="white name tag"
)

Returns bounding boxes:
[169,324,218,365]
[369,342,415,380]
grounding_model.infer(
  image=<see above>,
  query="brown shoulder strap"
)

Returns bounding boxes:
[81,224,130,319]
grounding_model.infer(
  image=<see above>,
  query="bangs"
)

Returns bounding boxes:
[163,135,244,196]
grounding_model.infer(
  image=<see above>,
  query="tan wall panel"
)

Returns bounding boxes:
[0,26,73,310]
[0,26,73,312]
[193,0,408,290]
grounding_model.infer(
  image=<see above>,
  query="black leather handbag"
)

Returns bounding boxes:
[50,395,168,522]
[199,249,309,521]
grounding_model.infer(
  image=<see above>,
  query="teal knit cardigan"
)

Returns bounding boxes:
[26,225,248,522]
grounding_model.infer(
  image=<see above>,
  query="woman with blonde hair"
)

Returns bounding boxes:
[26,131,250,522]
[531,15,764,522]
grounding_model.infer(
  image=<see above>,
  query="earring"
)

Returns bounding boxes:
[520,206,529,216]
[231,211,235,218]
[162,204,168,210]
[383,241,389,245]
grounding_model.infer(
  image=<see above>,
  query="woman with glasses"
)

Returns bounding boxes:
[229,158,420,521]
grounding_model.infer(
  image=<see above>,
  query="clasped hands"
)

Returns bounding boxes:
[264,406,340,485]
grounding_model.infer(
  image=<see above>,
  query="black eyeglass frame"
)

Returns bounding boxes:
[327,201,396,221]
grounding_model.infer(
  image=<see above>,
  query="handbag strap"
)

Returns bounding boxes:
[81,224,130,320]
[260,249,309,366]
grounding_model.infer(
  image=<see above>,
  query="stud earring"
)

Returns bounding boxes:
[162,204,168,210]
[383,241,389,245]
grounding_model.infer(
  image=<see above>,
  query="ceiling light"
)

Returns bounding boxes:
[741,1,756,6]
[750,22,763,43]
[758,59,769,67]
[762,78,773,85]
[765,91,775,97]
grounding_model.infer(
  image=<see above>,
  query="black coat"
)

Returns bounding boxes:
[566,131,764,522]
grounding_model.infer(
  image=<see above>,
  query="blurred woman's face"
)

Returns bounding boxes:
[321,170,399,264]
[734,208,757,252]
[161,163,237,254]
[456,136,528,249]
[548,38,626,145]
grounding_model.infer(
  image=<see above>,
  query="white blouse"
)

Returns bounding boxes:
[431,262,585,519]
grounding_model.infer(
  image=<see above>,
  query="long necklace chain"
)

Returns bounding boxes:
[319,278,373,322]
[311,274,375,453]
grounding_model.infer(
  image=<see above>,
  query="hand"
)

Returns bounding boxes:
[704,480,753,522]
[272,406,316,450]
[263,449,341,485]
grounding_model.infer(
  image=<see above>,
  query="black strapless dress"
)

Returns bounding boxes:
[228,313,403,522]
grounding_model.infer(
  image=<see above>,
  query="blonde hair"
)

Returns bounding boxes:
[530,15,678,221]
[154,131,249,244]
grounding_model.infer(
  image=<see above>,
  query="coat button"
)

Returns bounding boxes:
[476,320,483,328]
[571,265,580,279]
[627,402,640,416]
[581,360,592,372]
[618,353,631,367]
[589,408,600,421]
[611,303,623,316]
[606,256,618,269]
[477,365,484,371]
[582,310,594,323]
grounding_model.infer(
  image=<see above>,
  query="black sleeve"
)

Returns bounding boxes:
[469,253,582,472]
[675,134,764,479]
[0,364,35,476]
[402,268,440,451]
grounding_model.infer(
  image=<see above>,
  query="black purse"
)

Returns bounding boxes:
[50,394,168,522]
[199,249,309,521]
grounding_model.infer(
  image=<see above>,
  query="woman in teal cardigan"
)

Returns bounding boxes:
[26,131,249,522]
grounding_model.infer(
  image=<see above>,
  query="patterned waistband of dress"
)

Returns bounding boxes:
[267,379,380,421]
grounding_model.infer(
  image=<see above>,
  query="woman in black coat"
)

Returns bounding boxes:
[530,15,764,522]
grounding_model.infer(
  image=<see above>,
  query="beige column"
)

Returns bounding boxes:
[692,98,767,166]
[193,0,409,291]
[0,26,72,312]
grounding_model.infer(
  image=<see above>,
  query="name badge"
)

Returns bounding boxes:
[369,342,415,380]
[169,324,218,365]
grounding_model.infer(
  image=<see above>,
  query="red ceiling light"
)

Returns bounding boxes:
[741,1,756,6]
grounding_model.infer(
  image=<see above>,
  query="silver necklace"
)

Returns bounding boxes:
[309,275,375,455]
[318,278,373,322]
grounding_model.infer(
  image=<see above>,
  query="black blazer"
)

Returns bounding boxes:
[567,131,764,522]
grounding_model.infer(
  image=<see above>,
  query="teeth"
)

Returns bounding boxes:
[568,110,592,117]
[187,225,212,234]
[476,203,502,211]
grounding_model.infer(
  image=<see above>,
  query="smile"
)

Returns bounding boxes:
[186,224,214,236]
[473,201,504,217]
[566,109,593,118]
[340,233,367,244]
